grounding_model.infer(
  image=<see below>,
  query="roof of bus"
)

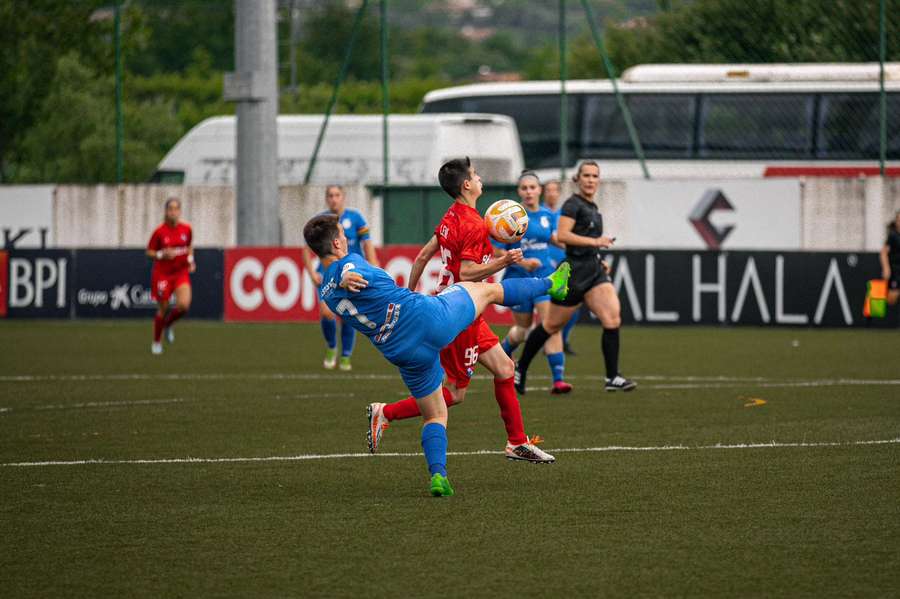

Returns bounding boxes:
[195,112,516,131]
[423,63,900,101]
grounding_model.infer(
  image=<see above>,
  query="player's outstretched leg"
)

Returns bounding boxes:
[459,262,571,317]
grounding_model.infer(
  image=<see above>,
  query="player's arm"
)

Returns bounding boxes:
[188,245,196,273]
[408,235,440,291]
[362,239,379,268]
[556,215,614,249]
[459,250,522,281]
[493,245,539,272]
[302,247,322,285]
[145,232,172,260]
[880,243,891,279]
[550,232,565,249]
[339,265,369,293]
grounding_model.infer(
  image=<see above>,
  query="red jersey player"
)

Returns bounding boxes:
[146,197,195,355]
[366,157,555,463]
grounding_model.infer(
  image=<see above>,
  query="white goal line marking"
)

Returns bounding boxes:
[3,438,898,468]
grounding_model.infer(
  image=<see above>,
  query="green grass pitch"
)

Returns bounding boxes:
[1,320,899,597]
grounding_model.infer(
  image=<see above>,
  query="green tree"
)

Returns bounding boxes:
[16,53,182,183]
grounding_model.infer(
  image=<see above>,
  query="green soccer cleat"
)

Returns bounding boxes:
[430,473,454,497]
[339,356,352,371]
[323,348,337,370]
[546,261,571,301]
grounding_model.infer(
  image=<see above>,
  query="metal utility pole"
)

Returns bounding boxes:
[559,0,567,183]
[114,1,123,183]
[225,0,280,245]
[380,0,390,187]
[288,0,301,93]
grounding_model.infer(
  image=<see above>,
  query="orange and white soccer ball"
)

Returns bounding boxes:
[484,199,529,243]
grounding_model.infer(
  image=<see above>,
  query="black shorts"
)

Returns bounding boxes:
[551,258,611,307]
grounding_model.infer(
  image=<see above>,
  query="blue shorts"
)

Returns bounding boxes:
[384,285,476,398]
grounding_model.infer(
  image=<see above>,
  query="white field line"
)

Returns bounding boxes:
[0,393,353,415]
[3,438,898,468]
[3,372,900,389]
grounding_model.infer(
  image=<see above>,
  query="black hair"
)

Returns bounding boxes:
[518,170,541,185]
[572,160,600,182]
[303,214,341,258]
[438,157,472,199]
[165,197,181,210]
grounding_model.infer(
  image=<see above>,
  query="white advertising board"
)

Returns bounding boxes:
[623,179,801,250]
[0,185,54,248]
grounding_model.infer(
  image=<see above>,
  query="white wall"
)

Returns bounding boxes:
[2,178,896,250]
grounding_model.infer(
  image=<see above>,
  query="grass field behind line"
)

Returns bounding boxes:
[1,321,898,597]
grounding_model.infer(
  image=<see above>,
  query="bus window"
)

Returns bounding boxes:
[582,94,695,158]
[817,93,900,159]
[428,95,578,169]
[699,93,815,158]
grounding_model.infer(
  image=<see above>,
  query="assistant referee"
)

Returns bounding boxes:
[514,160,636,393]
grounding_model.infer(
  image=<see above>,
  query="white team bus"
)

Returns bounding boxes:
[420,63,900,179]
[152,113,524,185]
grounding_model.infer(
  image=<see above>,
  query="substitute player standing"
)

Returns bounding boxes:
[302,185,379,371]
[146,197,194,355]
[367,158,555,462]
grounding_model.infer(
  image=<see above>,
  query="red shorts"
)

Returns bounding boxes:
[439,315,499,389]
[151,269,191,303]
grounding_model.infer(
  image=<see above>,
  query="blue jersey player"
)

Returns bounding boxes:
[303,213,571,497]
[496,172,572,394]
[302,185,379,372]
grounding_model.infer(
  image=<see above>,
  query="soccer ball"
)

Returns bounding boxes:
[484,199,529,243]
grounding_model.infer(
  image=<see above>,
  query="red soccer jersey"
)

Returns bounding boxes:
[435,202,493,291]
[148,221,193,275]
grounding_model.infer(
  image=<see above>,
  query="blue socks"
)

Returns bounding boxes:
[320,317,337,349]
[547,351,565,383]
[501,338,516,356]
[500,277,550,307]
[562,307,579,343]
[340,321,356,357]
[421,422,448,477]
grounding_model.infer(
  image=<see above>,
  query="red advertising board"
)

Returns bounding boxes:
[223,246,513,324]
[0,251,7,317]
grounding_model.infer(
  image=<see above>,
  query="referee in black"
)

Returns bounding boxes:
[880,210,900,308]
[514,160,636,393]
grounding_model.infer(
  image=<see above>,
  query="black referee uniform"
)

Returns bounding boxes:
[514,193,635,393]
[551,193,611,307]
[887,226,900,291]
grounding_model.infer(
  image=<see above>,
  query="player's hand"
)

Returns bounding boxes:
[340,271,368,293]
[161,248,177,259]
[594,236,615,249]
[601,260,611,274]
[521,258,541,272]
[503,249,524,265]
[312,271,323,286]
[189,262,197,274]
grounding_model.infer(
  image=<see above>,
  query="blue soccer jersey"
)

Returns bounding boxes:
[544,205,566,268]
[494,206,557,279]
[320,254,477,397]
